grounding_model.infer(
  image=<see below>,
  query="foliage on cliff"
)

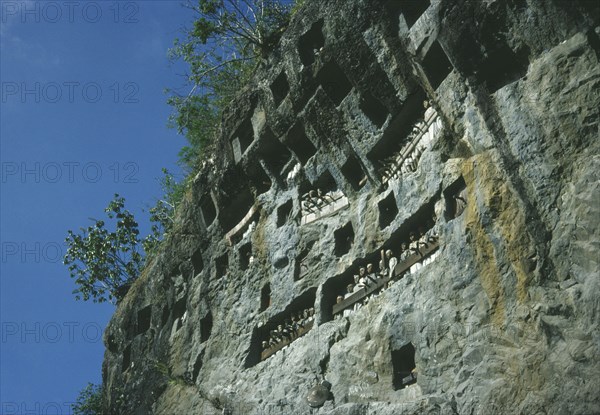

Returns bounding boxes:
[64,195,144,304]
[167,0,295,171]
[64,1,296,304]
[71,383,103,415]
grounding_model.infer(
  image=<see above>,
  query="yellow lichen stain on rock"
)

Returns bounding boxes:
[462,152,535,326]
[463,157,506,327]
[251,208,269,265]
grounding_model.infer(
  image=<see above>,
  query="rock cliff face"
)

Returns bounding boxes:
[102,1,600,414]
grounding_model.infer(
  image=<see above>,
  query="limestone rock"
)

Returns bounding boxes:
[102,1,600,414]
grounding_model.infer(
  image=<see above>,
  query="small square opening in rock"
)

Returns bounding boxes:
[379,192,399,229]
[277,199,293,227]
[392,342,416,390]
[341,154,367,190]
[271,71,290,107]
[422,41,453,90]
[200,194,217,227]
[298,19,325,66]
[317,61,353,106]
[334,222,355,257]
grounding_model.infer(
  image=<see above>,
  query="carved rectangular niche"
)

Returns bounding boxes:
[300,171,348,224]
[422,41,453,90]
[294,240,316,281]
[246,162,272,195]
[367,88,426,172]
[392,342,417,390]
[341,154,367,191]
[200,193,217,227]
[480,44,530,93]
[276,199,294,227]
[136,305,152,336]
[200,311,213,343]
[317,61,353,106]
[192,350,204,383]
[284,122,317,165]
[260,283,271,311]
[258,130,293,177]
[215,253,229,279]
[245,288,317,368]
[122,344,131,373]
[172,296,187,332]
[384,194,439,260]
[360,92,389,128]
[191,249,204,276]
[321,264,367,323]
[298,19,325,66]
[239,242,253,271]
[386,0,430,29]
[323,196,441,322]
[334,222,355,257]
[226,206,260,247]
[271,70,290,107]
[403,0,430,28]
[379,191,399,229]
[219,187,254,233]
[443,176,467,220]
[231,119,255,163]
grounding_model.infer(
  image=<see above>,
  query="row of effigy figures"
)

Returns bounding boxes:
[336,219,440,317]
[262,308,315,352]
[301,189,336,214]
[380,101,443,182]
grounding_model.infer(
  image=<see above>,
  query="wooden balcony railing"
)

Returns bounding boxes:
[260,320,315,361]
[332,241,439,316]
[381,109,441,184]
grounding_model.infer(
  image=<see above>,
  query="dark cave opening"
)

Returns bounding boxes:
[191,248,204,276]
[341,154,367,191]
[245,288,317,368]
[443,176,467,220]
[219,187,254,233]
[367,87,427,168]
[334,221,355,257]
[136,305,152,336]
[200,193,217,227]
[379,191,399,229]
[239,242,253,271]
[317,61,353,106]
[121,344,131,373]
[231,118,255,163]
[422,41,453,90]
[360,91,389,128]
[258,130,293,177]
[200,311,213,343]
[298,19,325,66]
[392,342,416,390]
[284,122,317,165]
[480,44,530,93]
[260,283,271,312]
[192,350,204,382]
[277,199,294,227]
[247,162,272,195]
[271,70,290,107]
[215,253,229,279]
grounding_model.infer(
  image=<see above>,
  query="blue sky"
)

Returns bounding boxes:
[1,1,196,411]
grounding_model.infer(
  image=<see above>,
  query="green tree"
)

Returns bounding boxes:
[142,168,185,255]
[64,1,297,304]
[167,0,294,171]
[72,383,103,415]
[64,194,144,304]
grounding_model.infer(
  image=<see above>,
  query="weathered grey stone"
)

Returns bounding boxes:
[101,1,600,414]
